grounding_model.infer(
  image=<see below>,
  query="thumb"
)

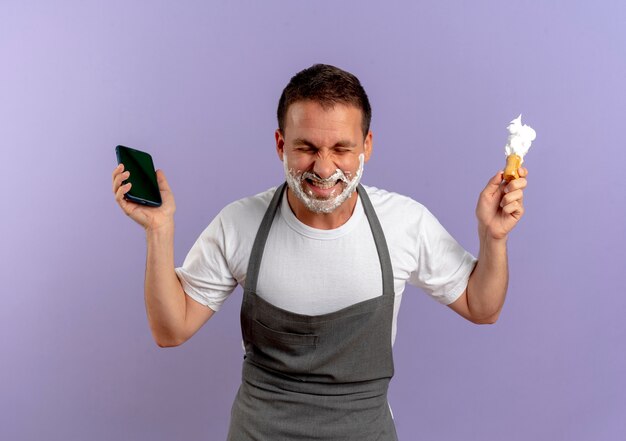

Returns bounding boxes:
[484,170,505,196]
[156,169,171,191]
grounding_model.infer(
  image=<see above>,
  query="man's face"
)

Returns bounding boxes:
[275,101,372,215]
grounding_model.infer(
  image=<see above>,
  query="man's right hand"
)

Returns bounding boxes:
[112,163,176,231]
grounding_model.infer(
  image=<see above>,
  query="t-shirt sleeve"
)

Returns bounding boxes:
[408,208,477,305]
[174,214,238,312]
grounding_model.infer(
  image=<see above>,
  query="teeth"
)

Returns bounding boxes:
[309,180,338,189]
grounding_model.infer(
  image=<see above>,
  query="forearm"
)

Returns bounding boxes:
[144,224,186,347]
[466,233,509,321]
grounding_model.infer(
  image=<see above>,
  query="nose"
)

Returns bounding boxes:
[312,154,337,179]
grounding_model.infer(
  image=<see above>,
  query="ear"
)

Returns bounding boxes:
[363,130,373,163]
[275,129,285,161]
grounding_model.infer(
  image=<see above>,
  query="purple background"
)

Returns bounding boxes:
[2,1,625,440]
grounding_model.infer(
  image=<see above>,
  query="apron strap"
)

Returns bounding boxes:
[357,184,395,296]
[245,183,287,293]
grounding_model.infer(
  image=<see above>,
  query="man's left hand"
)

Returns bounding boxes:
[476,168,528,241]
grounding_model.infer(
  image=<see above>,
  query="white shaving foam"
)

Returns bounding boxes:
[283,153,365,214]
[504,114,537,161]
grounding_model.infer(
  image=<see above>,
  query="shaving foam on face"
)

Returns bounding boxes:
[504,114,537,161]
[283,153,364,214]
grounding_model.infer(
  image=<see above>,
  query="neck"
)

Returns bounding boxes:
[286,188,359,230]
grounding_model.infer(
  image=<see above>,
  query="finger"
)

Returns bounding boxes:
[518,167,528,178]
[115,181,132,202]
[111,164,125,191]
[112,170,131,194]
[485,170,504,189]
[504,177,527,194]
[502,200,524,216]
[115,183,133,212]
[484,170,506,197]
[500,189,524,207]
[112,163,124,180]
[112,170,129,191]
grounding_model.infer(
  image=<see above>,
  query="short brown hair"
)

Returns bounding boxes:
[277,64,372,136]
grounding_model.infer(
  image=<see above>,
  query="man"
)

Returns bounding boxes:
[112,64,528,440]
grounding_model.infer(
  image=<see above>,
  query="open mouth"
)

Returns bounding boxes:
[306,177,341,190]
[304,178,343,199]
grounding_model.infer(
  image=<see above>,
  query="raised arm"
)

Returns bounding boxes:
[448,168,528,324]
[112,164,213,347]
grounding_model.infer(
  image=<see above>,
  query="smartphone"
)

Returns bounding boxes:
[115,145,162,207]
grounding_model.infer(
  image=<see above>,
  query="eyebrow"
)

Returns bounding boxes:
[292,138,356,149]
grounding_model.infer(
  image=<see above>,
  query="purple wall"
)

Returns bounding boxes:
[2,1,625,439]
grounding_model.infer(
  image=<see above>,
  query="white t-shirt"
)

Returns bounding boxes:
[175,185,477,344]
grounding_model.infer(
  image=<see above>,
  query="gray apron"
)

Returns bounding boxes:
[227,183,398,441]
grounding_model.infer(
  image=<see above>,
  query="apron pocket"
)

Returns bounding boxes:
[251,319,318,346]
[246,319,318,378]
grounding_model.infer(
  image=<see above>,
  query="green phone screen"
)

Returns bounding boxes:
[116,145,162,206]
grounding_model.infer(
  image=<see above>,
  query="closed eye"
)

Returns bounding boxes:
[334,147,352,154]
[294,146,317,153]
